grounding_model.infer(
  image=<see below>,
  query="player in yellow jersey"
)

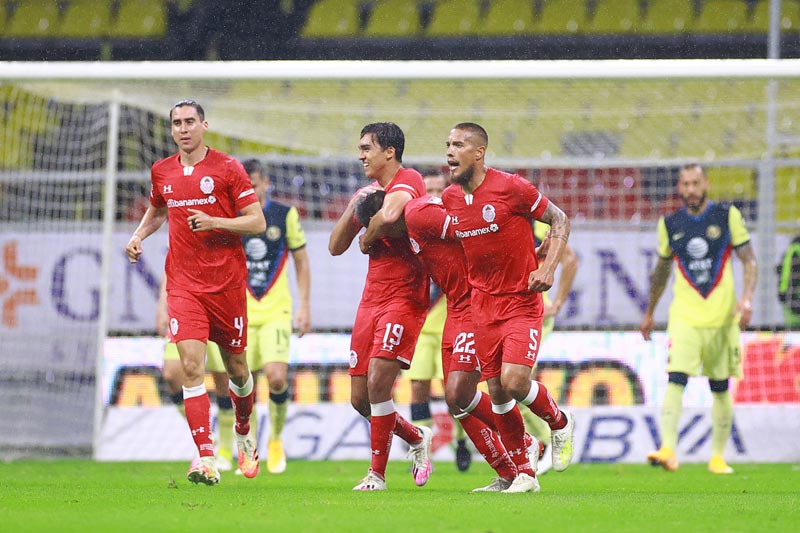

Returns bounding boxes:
[206,158,311,474]
[641,164,757,474]
[520,220,578,474]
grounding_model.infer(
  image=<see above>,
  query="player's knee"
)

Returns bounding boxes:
[500,370,532,400]
[709,378,729,393]
[350,395,370,418]
[668,372,689,387]
[269,387,290,405]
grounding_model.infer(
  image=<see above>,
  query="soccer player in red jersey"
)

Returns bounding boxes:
[441,122,575,493]
[328,122,433,491]
[404,191,540,492]
[125,100,266,485]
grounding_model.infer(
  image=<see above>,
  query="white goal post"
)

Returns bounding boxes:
[1,59,798,460]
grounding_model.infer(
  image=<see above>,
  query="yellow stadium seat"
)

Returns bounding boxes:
[537,0,588,34]
[641,0,694,34]
[482,0,537,36]
[588,0,643,34]
[426,0,481,36]
[694,0,749,33]
[747,0,800,32]
[776,167,800,225]
[0,1,6,33]
[301,0,361,38]
[56,0,113,38]
[364,0,420,37]
[110,0,167,38]
[4,2,60,38]
[706,167,756,199]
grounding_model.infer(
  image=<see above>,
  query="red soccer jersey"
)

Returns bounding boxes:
[150,149,259,293]
[404,194,471,313]
[359,167,428,307]
[441,167,549,297]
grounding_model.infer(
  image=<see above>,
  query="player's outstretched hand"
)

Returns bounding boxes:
[354,189,386,228]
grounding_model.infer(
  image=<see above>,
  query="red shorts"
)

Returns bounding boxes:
[442,306,480,381]
[167,287,248,354]
[349,300,427,376]
[472,291,544,380]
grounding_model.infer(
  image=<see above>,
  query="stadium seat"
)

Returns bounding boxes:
[110,0,167,38]
[776,167,800,224]
[694,0,749,33]
[0,1,6,34]
[706,167,756,200]
[56,0,113,39]
[536,0,589,34]
[482,0,537,36]
[747,0,800,33]
[301,0,361,38]
[426,0,482,37]
[640,0,694,34]
[364,0,421,37]
[588,0,643,34]
[4,2,61,38]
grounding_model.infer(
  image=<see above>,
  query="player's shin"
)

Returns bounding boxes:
[455,411,517,480]
[492,399,534,476]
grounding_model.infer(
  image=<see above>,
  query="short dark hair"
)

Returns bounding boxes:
[680,163,704,174]
[241,158,263,175]
[360,122,405,162]
[171,99,205,121]
[453,122,488,148]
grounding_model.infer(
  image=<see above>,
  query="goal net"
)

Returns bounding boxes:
[1,60,798,463]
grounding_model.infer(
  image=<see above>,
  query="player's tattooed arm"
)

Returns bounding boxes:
[529,201,571,292]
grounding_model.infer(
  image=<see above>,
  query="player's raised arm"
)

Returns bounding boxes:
[360,189,412,253]
[329,189,369,256]
[187,202,265,236]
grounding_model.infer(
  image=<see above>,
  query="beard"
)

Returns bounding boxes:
[450,164,474,186]
[682,191,707,211]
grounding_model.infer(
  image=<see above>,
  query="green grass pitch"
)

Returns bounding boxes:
[2,460,798,532]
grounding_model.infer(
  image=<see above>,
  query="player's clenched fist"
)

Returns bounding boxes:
[125,235,143,263]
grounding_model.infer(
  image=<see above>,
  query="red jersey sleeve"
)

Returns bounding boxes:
[229,159,259,211]
[387,168,425,199]
[149,164,166,208]
[510,174,549,220]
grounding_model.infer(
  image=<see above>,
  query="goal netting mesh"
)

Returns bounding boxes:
[1,60,798,462]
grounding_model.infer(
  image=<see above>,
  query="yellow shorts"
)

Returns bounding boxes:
[666,320,742,380]
[246,321,292,369]
[403,331,444,381]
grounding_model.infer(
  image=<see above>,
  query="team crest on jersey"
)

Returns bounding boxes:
[409,237,421,254]
[706,225,722,240]
[200,176,215,194]
[349,350,358,368]
[482,204,496,222]
[266,225,282,241]
[170,318,179,336]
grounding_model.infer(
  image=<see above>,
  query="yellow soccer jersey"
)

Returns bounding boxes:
[658,202,750,328]
[244,201,306,326]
